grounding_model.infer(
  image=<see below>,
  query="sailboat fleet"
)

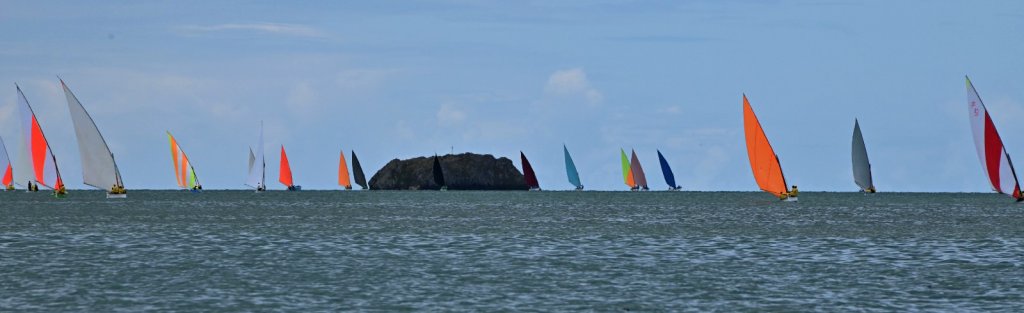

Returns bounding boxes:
[5,76,1023,200]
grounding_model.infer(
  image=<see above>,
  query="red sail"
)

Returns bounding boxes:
[279,145,293,187]
[520,151,539,189]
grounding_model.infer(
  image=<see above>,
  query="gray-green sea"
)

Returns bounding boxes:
[1,191,1022,311]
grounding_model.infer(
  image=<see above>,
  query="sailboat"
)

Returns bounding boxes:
[245,122,266,192]
[966,76,1023,201]
[16,85,65,196]
[351,150,368,189]
[167,131,201,191]
[657,150,681,190]
[620,149,635,190]
[564,145,583,190]
[279,145,300,191]
[433,154,447,191]
[0,137,13,191]
[520,151,540,191]
[851,119,875,193]
[743,94,796,201]
[339,149,352,190]
[62,80,126,198]
[629,150,649,191]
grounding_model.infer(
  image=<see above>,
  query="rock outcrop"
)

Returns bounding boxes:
[369,153,527,190]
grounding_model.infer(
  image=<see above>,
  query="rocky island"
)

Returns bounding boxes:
[369,153,528,190]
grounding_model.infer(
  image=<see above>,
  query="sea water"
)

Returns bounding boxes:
[0,191,1022,311]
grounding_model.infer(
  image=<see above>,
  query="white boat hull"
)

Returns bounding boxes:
[783,196,798,202]
[106,193,127,199]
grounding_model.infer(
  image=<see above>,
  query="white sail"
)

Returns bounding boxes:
[245,122,265,188]
[851,119,873,191]
[248,147,255,175]
[62,80,122,190]
[17,85,62,189]
[966,76,1021,199]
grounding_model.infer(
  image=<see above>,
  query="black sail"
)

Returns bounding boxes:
[433,155,446,189]
[351,151,368,189]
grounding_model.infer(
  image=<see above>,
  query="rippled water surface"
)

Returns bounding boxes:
[1,191,1023,311]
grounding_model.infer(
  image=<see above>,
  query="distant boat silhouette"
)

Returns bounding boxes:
[619,148,635,190]
[851,119,875,193]
[433,154,446,191]
[167,131,201,191]
[351,151,368,189]
[245,122,266,192]
[0,137,13,190]
[279,145,300,191]
[629,149,649,191]
[563,145,582,190]
[520,151,540,191]
[339,149,352,190]
[657,150,680,190]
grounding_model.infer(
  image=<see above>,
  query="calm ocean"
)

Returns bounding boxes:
[1,191,1021,311]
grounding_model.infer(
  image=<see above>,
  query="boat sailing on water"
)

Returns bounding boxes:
[351,151,368,189]
[167,131,201,191]
[339,149,352,190]
[743,94,798,201]
[279,145,300,191]
[520,151,540,191]
[433,154,447,191]
[629,150,649,191]
[966,76,1023,201]
[657,150,681,190]
[564,145,583,190]
[851,119,875,193]
[0,137,13,191]
[62,80,126,198]
[245,122,266,192]
[619,149,635,190]
[16,86,64,196]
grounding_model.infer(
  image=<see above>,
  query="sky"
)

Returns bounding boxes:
[1,0,1024,192]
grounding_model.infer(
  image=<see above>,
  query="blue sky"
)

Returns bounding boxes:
[1,0,1023,191]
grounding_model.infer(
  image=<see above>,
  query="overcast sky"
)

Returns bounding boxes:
[2,0,1023,191]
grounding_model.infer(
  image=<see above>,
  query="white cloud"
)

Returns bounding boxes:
[177,23,329,38]
[437,102,467,126]
[544,68,603,105]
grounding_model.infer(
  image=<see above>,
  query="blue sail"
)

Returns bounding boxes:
[657,150,679,190]
[564,145,583,190]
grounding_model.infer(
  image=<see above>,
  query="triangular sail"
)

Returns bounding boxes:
[351,151,367,189]
[433,155,446,188]
[245,122,265,189]
[657,150,678,189]
[620,149,635,188]
[279,145,293,187]
[339,150,352,189]
[743,95,789,197]
[851,119,874,192]
[966,77,1022,199]
[16,85,63,190]
[0,137,12,188]
[167,132,200,189]
[62,80,123,190]
[630,150,649,190]
[564,145,582,189]
[520,151,540,189]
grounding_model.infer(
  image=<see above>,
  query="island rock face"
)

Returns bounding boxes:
[369,153,527,190]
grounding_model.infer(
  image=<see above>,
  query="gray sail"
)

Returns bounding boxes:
[62,80,122,190]
[248,147,255,175]
[851,119,874,191]
[245,122,265,188]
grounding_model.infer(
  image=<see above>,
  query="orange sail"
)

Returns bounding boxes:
[338,149,352,189]
[743,95,789,197]
[279,145,293,187]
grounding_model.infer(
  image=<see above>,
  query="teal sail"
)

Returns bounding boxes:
[657,150,680,190]
[563,145,582,190]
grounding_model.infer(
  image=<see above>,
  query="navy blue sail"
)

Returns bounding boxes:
[657,150,680,190]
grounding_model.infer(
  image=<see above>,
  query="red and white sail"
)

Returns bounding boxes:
[16,85,63,190]
[967,76,1022,199]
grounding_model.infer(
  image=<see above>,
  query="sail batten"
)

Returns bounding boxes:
[966,76,1022,199]
[851,119,874,192]
[62,80,122,190]
[657,150,678,190]
[520,151,540,189]
[743,95,789,197]
[563,145,582,189]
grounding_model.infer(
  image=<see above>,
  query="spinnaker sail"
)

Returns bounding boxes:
[966,76,1022,200]
[564,145,582,190]
[851,119,875,193]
